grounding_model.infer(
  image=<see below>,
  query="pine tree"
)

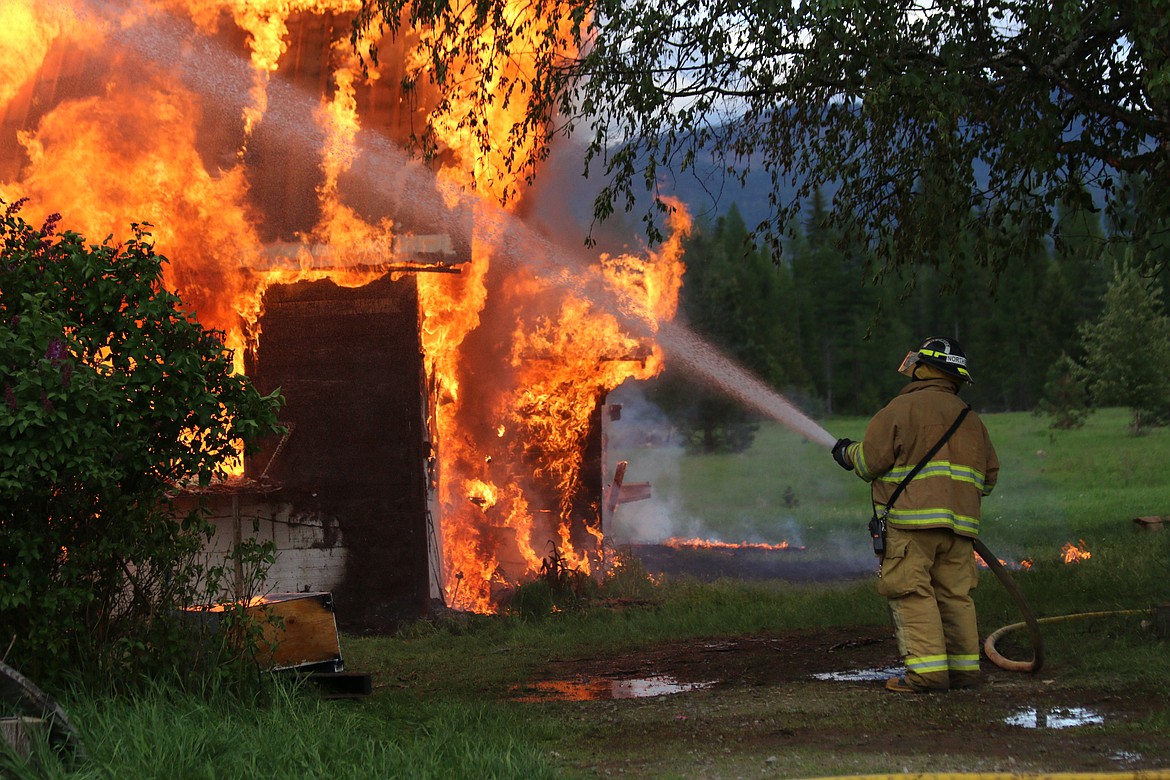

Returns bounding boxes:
[1079,264,1170,434]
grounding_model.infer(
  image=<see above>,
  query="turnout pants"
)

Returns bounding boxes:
[877,526,980,691]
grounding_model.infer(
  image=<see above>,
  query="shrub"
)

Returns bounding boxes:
[0,201,282,685]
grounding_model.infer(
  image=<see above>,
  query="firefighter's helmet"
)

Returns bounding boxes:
[897,336,973,384]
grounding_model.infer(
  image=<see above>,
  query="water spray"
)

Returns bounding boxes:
[655,322,837,448]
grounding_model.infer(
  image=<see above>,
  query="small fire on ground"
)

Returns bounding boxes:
[663,537,805,552]
[1060,539,1092,564]
[975,539,1093,570]
[976,553,1033,571]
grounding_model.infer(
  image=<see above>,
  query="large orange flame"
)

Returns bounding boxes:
[1,0,689,614]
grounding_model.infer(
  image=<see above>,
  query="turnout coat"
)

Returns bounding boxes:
[844,378,999,538]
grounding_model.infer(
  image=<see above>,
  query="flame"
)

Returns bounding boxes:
[0,1,76,110]
[601,198,688,326]
[467,479,499,510]
[975,552,1033,571]
[1,0,688,615]
[1060,539,1092,564]
[185,594,274,612]
[663,538,804,552]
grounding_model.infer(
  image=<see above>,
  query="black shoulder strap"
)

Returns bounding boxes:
[878,405,970,516]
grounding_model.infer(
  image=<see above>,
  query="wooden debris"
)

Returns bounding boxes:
[1133,515,1166,531]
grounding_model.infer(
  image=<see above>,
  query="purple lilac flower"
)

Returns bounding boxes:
[46,337,66,363]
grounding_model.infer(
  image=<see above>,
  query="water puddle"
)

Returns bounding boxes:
[1111,750,1143,765]
[513,675,715,702]
[1004,706,1104,729]
[812,666,904,682]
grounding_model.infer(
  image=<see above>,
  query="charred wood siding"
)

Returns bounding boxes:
[248,275,428,631]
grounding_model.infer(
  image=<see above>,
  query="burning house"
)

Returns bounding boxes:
[0,1,687,630]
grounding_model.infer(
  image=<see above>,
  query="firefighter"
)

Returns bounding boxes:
[831,337,999,692]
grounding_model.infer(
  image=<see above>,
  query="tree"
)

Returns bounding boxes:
[786,187,912,413]
[355,0,1170,280]
[1035,353,1091,429]
[1078,263,1170,434]
[0,202,282,682]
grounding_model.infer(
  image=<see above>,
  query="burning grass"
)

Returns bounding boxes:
[607,404,1170,570]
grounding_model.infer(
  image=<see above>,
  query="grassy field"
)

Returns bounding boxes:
[6,407,1169,778]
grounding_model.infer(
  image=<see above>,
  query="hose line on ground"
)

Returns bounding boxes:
[983,609,1152,674]
[806,773,1170,780]
[976,537,1154,673]
[973,538,1046,674]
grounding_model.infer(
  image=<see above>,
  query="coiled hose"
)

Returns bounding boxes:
[983,608,1153,673]
[974,538,1152,674]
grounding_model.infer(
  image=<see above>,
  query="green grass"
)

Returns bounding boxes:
[10,407,1170,778]
[4,680,563,779]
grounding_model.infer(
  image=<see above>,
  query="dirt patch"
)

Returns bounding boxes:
[516,626,1170,777]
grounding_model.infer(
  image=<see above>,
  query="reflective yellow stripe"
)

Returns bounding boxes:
[877,460,987,491]
[919,349,963,366]
[886,507,980,535]
[848,442,872,480]
[948,654,980,671]
[906,654,948,673]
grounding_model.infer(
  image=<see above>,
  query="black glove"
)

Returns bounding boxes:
[831,438,854,470]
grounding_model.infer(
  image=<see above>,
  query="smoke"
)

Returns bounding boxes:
[517,136,595,242]
[601,379,884,584]
[604,381,804,546]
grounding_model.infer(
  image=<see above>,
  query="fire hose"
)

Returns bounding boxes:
[973,538,1045,673]
[974,541,1153,674]
[982,607,1153,674]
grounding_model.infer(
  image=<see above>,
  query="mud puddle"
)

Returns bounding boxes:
[512,674,715,702]
[1004,706,1105,728]
[811,666,904,682]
